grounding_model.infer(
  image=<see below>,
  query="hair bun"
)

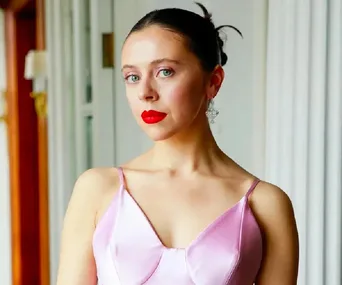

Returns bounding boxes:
[195,2,243,66]
[195,3,243,66]
[215,25,243,66]
[215,33,227,66]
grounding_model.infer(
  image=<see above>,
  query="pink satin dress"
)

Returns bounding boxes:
[93,167,263,284]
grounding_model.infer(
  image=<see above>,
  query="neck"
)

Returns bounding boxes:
[149,120,225,175]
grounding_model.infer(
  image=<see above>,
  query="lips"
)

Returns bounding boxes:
[141,110,167,124]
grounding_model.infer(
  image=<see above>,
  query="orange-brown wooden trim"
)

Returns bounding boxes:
[37,117,50,285]
[36,0,44,49]
[5,10,21,285]
[10,0,29,11]
[36,0,50,284]
[6,1,49,284]
[6,7,41,284]
[0,0,31,11]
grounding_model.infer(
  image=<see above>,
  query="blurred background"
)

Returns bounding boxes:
[0,0,341,284]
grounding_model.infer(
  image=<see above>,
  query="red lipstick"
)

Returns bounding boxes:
[141,110,167,124]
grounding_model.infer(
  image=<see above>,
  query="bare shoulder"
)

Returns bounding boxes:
[57,167,121,285]
[72,167,120,201]
[249,181,299,284]
[66,167,121,224]
[249,181,296,226]
[73,167,120,194]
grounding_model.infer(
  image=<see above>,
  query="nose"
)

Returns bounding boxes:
[138,79,159,102]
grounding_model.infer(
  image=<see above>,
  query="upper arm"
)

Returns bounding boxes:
[56,168,119,285]
[251,183,299,285]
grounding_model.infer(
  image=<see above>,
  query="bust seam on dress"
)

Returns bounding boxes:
[224,197,248,283]
[141,249,166,284]
[184,249,196,284]
[108,244,122,284]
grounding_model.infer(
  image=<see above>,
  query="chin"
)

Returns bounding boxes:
[142,126,179,142]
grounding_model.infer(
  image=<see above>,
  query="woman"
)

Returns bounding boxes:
[56,3,299,285]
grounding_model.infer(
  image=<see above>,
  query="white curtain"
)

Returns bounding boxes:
[265,1,342,285]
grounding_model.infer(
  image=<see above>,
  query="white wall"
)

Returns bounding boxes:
[0,9,12,285]
[113,0,268,177]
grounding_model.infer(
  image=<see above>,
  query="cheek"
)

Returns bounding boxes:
[164,81,205,117]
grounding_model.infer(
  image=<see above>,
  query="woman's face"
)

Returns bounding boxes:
[121,25,223,141]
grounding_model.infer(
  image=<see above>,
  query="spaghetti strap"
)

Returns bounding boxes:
[246,178,261,198]
[117,167,125,187]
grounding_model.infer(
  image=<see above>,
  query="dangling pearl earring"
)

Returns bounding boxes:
[206,99,219,124]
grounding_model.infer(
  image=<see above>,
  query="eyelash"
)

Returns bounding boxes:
[124,68,174,83]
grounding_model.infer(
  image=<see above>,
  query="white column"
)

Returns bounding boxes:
[265,1,342,284]
[91,0,116,168]
[46,0,77,283]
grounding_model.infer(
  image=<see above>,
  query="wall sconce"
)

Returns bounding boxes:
[24,50,47,119]
[0,90,7,124]
[30,91,46,118]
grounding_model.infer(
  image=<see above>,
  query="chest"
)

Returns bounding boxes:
[121,178,245,249]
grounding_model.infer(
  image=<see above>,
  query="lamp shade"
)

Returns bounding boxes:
[24,50,47,80]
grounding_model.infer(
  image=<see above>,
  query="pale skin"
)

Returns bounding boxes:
[56,25,299,285]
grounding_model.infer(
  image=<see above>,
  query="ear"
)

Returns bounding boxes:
[207,65,225,100]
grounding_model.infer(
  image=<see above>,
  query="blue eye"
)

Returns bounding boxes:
[126,74,140,83]
[159,69,174,78]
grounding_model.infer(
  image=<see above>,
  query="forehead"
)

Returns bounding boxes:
[121,25,192,67]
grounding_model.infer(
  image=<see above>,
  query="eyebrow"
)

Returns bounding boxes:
[121,58,181,71]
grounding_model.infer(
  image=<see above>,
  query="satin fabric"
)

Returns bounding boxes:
[93,168,262,285]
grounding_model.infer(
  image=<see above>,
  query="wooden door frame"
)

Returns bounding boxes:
[35,0,50,284]
[3,0,49,284]
[5,8,40,284]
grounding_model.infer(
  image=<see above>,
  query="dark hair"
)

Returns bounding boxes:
[127,2,242,72]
